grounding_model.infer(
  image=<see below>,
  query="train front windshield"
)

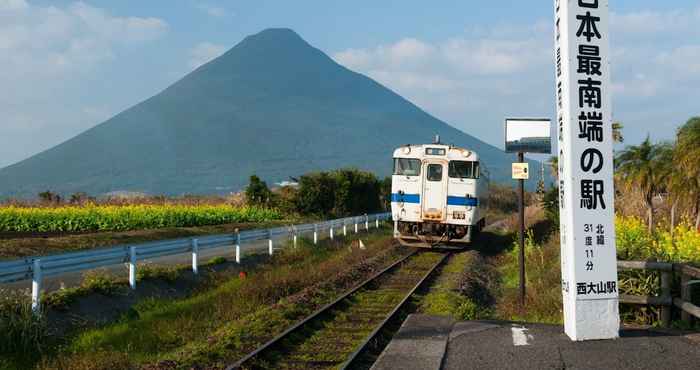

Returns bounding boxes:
[394,158,421,176]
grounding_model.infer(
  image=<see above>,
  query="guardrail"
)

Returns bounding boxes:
[617,260,700,327]
[0,212,391,313]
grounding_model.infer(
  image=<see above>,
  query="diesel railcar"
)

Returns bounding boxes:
[391,140,489,248]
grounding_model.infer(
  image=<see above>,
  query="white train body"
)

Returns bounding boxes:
[391,143,489,247]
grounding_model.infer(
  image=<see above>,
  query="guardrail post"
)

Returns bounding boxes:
[293,226,298,248]
[354,219,358,234]
[191,239,199,275]
[313,224,318,245]
[268,230,273,256]
[330,223,334,240]
[375,218,379,229]
[681,272,693,325]
[129,246,137,290]
[235,229,241,264]
[343,222,347,237]
[365,214,369,231]
[661,270,671,327]
[31,259,42,314]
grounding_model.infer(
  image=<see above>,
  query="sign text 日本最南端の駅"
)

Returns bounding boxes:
[554,0,619,341]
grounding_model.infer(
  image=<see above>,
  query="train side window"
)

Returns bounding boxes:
[426,164,443,181]
[394,158,421,176]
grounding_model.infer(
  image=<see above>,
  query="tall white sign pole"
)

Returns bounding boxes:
[554,0,619,341]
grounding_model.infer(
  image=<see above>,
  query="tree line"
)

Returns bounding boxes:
[245,168,390,218]
[546,117,700,232]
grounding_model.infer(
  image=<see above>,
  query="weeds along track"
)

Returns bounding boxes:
[230,250,448,370]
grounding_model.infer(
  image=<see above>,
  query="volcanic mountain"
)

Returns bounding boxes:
[0,28,538,198]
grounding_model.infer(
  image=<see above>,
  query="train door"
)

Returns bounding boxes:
[421,161,447,221]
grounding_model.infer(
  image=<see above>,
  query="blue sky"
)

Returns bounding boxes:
[1,0,699,167]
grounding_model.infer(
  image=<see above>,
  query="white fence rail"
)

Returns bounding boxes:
[0,212,391,313]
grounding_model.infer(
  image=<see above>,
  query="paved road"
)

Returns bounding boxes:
[372,314,700,370]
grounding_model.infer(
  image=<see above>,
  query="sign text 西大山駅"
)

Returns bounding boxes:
[554,0,619,341]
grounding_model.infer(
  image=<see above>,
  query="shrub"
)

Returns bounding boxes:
[615,215,659,260]
[0,289,48,361]
[245,175,273,206]
[542,185,559,227]
[295,168,382,217]
[81,270,120,295]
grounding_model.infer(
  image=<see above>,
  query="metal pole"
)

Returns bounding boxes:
[129,246,137,290]
[365,214,369,231]
[313,224,318,245]
[330,224,334,240]
[518,152,526,307]
[343,223,347,236]
[31,259,42,314]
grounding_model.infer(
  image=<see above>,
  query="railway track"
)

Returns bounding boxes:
[228,250,449,370]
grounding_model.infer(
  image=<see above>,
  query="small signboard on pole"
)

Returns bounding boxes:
[554,0,619,341]
[504,117,551,308]
[512,163,530,180]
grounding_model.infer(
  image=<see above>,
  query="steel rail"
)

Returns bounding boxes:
[226,248,421,370]
[340,252,450,370]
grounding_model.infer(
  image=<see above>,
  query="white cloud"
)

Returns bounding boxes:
[189,42,227,69]
[332,6,700,147]
[195,3,230,18]
[0,1,168,167]
[0,0,27,11]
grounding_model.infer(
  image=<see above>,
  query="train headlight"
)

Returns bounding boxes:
[403,147,411,154]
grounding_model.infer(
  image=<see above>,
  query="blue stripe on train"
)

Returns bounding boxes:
[392,194,478,206]
[391,193,420,203]
[447,196,479,206]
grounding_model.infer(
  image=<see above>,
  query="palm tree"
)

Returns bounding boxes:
[615,137,668,232]
[675,117,700,229]
[549,155,558,181]
[612,122,624,144]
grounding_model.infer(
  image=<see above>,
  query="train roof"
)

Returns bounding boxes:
[392,143,481,161]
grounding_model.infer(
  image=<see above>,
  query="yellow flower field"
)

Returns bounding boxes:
[0,205,282,233]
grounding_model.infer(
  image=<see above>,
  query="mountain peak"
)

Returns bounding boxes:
[240,28,308,48]
[0,28,522,198]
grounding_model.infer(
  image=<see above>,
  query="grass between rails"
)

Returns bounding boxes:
[251,252,445,369]
[418,252,495,320]
[24,230,406,370]
[0,219,291,260]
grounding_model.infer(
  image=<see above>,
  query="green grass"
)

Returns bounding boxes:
[494,230,563,324]
[418,252,493,320]
[35,229,404,369]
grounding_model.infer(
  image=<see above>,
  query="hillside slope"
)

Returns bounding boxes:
[0,28,538,198]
